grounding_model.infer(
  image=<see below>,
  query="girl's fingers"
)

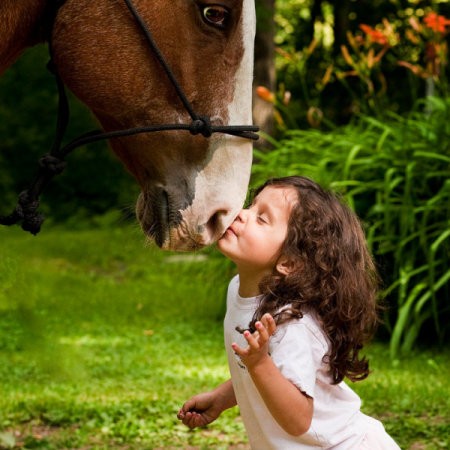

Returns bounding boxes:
[261,313,276,336]
[183,411,203,428]
[255,321,269,342]
[232,317,275,357]
[231,342,246,356]
[181,400,194,415]
[243,330,260,349]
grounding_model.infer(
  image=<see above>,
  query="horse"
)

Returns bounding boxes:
[0,0,257,251]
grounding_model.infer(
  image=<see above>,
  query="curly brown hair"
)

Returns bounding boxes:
[248,176,380,384]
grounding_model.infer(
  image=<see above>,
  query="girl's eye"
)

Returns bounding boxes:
[257,215,268,224]
[202,6,229,28]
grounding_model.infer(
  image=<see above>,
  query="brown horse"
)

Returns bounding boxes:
[0,0,257,251]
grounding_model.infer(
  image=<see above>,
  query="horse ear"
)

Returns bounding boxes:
[275,256,298,276]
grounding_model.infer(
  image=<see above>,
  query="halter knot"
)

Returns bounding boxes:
[39,154,67,175]
[189,117,213,138]
[17,191,44,235]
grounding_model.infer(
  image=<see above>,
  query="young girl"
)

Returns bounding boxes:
[177,176,400,449]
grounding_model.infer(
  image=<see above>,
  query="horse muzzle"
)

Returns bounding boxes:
[136,184,239,251]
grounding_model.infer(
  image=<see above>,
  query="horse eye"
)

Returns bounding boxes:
[202,6,229,28]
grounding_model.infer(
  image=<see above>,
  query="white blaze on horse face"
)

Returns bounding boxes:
[167,0,256,251]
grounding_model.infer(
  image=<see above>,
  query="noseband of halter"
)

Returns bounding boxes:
[0,0,259,235]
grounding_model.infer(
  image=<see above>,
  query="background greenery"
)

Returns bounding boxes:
[272,0,450,125]
[0,46,138,223]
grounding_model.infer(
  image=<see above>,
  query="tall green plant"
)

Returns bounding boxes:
[252,96,450,357]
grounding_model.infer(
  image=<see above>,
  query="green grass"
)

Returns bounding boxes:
[0,224,449,449]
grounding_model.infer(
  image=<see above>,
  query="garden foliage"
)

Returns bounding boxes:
[268,5,449,128]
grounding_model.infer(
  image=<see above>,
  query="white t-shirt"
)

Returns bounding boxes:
[224,275,389,450]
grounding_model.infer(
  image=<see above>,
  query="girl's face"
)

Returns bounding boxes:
[218,185,297,277]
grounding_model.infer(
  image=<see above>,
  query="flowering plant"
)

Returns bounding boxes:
[256,39,334,129]
[398,12,450,83]
[337,10,449,114]
[335,19,398,113]
[256,10,449,130]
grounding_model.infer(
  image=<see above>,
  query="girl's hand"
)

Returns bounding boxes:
[177,391,221,429]
[232,313,276,370]
[177,380,236,429]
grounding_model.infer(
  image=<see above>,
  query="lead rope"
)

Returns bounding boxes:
[0,0,259,235]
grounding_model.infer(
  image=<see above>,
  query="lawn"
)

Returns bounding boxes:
[0,224,449,449]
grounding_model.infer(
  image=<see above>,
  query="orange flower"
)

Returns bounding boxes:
[423,12,450,34]
[359,24,388,45]
[256,86,275,103]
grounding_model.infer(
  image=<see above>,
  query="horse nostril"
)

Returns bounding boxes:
[206,209,230,237]
[146,186,170,247]
[207,211,219,232]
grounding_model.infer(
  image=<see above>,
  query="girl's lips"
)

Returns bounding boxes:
[222,225,237,238]
[227,225,238,236]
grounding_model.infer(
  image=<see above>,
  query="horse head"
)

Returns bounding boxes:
[49,0,256,251]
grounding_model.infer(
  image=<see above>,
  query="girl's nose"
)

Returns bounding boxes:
[236,208,248,222]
